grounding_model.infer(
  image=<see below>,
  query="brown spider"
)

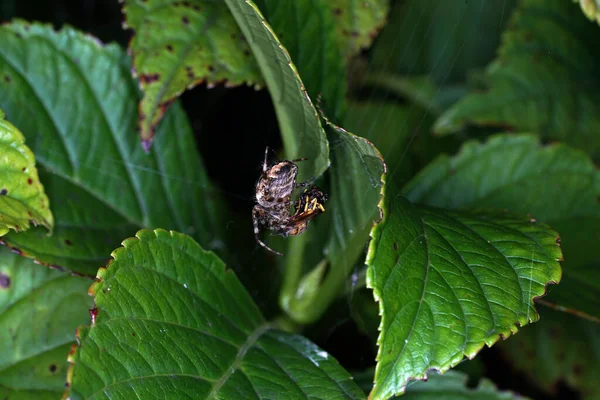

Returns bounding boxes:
[253,147,327,256]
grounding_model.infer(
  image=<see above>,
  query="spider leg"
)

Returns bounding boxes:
[291,157,308,163]
[295,180,315,188]
[263,146,270,173]
[252,206,284,256]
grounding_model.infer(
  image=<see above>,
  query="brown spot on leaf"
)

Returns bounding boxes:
[27,178,33,185]
[0,189,7,195]
[243,50,251,57]
[65,239,73,246]
[49,364,57,373]
[4,75,10,83]
[166,44,174,52]
[393,242,398,251]
[0,273,10,289]
[140,73,160,84]
[333,8,343,16]
[182,16,189,25]
[132,332,136,337]
[89,307,98,324]
[207,65,215,73]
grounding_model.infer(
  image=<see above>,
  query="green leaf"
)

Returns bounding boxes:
[281,116,386,324]
[371,0,516,84]
[0,109,52,237]
[404,134,600,319]
[325,0,390,58]
[0,22,225,276]
[434,0,600,160]
[573,0,600,24]
[224,0,329,181]
[254,0,347,120]
[123,0,263,147]
[365,183,562,399]
[0,246,92,399]
[67,229,365,399]
[499,307,600,399]
[354,369,526,399]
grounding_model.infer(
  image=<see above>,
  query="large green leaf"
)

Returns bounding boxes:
[67,229,365,399]
[254,0,347,120]
[354,369,526,400]
[0,22,224,276]
[500,307,600,399]
[224,0,329,181]
[434,0,600,160]
[325,0,390,58]
[404,134,600,319]
[123,0,263,148]
[573,0,600,24]
[371,0,516,84]
[365,183,562,399]
[0,246,92,399]
[0,109,52,237]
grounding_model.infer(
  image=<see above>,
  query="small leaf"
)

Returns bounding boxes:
[572,0,600,24]
[325,0,390,58]
[224,0,329,181]
[354,369,526,399]
[282,116,386,323]
[366,183,561,399]
[0,22,225,275]
[0,246,92,399]
[371,0,516,84]
[67,229,365,399]
[123,0,263,147]
[500,307,600,399]
[0,109,53,236]
[404,134,600,319]
[254,0,347,119]
[434,0,600,160]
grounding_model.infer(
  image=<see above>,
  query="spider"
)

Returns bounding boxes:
[253,147,327,256]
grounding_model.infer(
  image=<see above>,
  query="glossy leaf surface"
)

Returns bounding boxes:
[405,134,600,319]
[123,0,263,147]
[435,0,600,159]
[67,229,365,399]
[0,246,92,399]
[224,0,329,181]
[0,22,224,275]
[366,184,562,399]
[0,109,52,237]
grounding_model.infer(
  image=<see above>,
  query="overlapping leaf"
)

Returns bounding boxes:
[324,0,390,58]
[67,229,365,399]
[0,22,224,276]
[123,0,263,147]
[366,183,562,399]
[500,307,600,399]
[224,0,329,181]
[0,246,92,399]
[405,134,600,319]
[435,0,600,160]
[573,0,600,24]
[371,0,516,84]
[0,109,52,237]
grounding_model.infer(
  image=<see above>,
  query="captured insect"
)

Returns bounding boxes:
[252,147,328,256]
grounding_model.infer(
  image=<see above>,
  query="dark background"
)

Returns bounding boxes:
[0,1,579,399]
